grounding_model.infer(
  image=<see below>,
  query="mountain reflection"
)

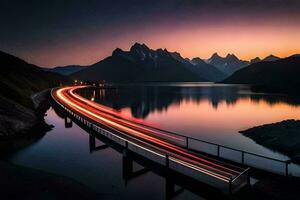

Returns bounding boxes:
[77,84,300,119]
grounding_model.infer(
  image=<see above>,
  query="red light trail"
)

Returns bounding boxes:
[53,86,246,182]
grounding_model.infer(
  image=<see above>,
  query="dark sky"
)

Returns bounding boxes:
[1,0,300,67]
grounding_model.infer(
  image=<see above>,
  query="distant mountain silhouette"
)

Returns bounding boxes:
[0,51,69,107]
[250,57,261,64]
[72,43,225,82]
[291,54,300,58]
[205,53,249,75]
[223,56,300,94]
[188,57,227,81]
[47,65,86,75]
[262,54,280,62]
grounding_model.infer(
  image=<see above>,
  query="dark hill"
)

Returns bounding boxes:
[223,56,300,93]
[47,65,86,75]
[0,51,69,107]
[0,51,70,138]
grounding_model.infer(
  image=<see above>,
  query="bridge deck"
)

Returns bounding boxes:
[52,86,250,194]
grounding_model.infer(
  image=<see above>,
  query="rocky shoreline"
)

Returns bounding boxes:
[0,90,103,200]
[240,119,300,163]
[0,90,53,140]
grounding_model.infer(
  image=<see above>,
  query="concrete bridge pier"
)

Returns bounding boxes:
[89,134,108,153]
[165,175,184,200]
[64,116,73,128]
[122,154,149,185]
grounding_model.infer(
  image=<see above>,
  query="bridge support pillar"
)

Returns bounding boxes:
[89,134,108,153]
[64,116,72,128]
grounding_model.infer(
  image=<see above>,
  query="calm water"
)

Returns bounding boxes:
[4,83,300,199]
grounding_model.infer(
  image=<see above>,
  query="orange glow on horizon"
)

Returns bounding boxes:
[26,18,300,67]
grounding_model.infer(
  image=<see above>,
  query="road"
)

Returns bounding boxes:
[53,86,247,184]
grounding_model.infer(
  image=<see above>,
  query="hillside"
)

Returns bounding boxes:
[47,65,86,75]
[72,43,225,82]
[0,51,69,107]
[223,56,300,93]
[0,51,70,137]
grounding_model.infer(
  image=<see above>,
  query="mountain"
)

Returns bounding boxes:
[206,53,249,75]
[291,54,300,58]
[262,54,280,62]
[0,51,70,137]
[72,43,226,82]
[47,65,86,75]
[250,57,261,64]
[223,56,300,93]
[188,57,227,81]
[0,51,69,107]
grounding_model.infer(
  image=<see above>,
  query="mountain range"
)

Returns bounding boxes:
[205,53,281,75]
[69,43,285,82]
[71,43,226,82]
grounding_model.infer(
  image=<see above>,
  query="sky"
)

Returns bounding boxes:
[1,0,300,67]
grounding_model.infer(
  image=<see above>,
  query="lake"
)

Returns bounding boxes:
[4,83,300,199]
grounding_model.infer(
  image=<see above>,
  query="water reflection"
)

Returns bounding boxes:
[77,84,300,119]
[77,83,300,158]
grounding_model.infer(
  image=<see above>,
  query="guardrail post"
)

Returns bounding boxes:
[242,151,244,164]
[123,141,129,156]
[247,172,251,185]
[186,137,189,149]
[285,161,289,176]
[229,177,232,195]
[166,155,169,168]
[217,145,220,157]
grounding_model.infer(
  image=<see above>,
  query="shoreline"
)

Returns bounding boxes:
[240,119,300,164]
[0,89,53,140]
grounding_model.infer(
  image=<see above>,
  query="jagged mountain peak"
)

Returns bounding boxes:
[250,57,261,64]
[192,57,202,62]
[210,52,222,59]
[170,51,183,59]
[130,42,150,53]
[225,53,238,60]
[206,52,249,75]
[112,48,124,56]
[263,54,280,62]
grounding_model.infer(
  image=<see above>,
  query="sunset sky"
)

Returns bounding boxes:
[1,0,300,67]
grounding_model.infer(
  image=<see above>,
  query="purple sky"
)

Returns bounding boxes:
[1,0,300,67]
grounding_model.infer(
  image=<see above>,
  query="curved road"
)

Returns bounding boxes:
[53,86,247,184]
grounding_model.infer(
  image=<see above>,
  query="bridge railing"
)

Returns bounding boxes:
[134,124,291,176]
[91,123,243,193]
[186,137,290,176]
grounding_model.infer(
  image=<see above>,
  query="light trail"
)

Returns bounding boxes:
[68,87,185,143]
[53,86,247,182]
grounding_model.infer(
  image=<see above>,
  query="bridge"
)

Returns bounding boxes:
[51,86,290,194]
